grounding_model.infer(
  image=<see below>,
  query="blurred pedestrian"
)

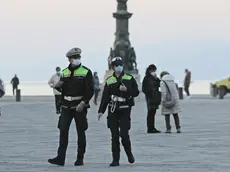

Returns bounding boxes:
[93,72,100,105]
[48,67,62,114]
[184,69,191,97]
[11,74,19,95]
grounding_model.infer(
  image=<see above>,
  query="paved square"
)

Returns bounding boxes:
[0,95,229,172]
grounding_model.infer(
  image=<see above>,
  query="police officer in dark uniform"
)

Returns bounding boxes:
[98,57,139,167]
[48,47,94,166]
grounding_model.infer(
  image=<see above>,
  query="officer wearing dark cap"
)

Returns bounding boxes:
[98,57,139,167]
[48,47,94,166]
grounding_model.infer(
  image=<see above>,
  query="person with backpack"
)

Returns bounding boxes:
[160,71,181,133]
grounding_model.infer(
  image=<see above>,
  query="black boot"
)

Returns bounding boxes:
[110,152,120,167]
[48,156,64,166]
[74,154,84,166]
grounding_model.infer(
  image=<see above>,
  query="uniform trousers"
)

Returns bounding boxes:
[107,107,132,161]
[57,107,88,161]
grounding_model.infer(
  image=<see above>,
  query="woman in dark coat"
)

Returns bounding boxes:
[142,64,161,133]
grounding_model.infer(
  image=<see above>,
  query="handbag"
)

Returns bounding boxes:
[162,81,176,109]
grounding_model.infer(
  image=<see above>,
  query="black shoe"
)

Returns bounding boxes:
[147,128,161,133]
[127,154,135,164]
[74,159,84,166]
[177,128,181,133]
[56,111,61,114]
[110,161,119,167]
[165,129,171,133]
[48,156,64,166]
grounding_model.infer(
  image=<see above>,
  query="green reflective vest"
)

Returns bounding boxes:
[106,74,132,85]
[62,66,89,77]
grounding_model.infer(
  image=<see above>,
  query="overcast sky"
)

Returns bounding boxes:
[0,0,229,82]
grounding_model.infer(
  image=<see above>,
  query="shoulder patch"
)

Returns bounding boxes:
[122,73,132,80]
[81,65,90,70]
[106,75,117,85]
[106,75,114,81]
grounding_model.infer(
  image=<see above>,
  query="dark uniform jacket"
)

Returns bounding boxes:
[98,72,139,114]
[56,64,94,108]
[142,74,161,110]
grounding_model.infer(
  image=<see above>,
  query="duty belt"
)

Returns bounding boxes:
[64,96,82,101]
[111,95,126,102]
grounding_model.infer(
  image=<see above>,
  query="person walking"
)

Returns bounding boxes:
[160,71,181,133]
[48,67,62,114]
[93,72,100,105]
[184,69,191,97]
[48,47,94,166]
[11,74,19,95]
[142,64,161,133]
[98,57,139,167]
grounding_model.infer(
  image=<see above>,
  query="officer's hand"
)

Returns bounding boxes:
[55,81,64,88]
[119,84,127,92]
[98,113,103,121]
[76,101,85,112]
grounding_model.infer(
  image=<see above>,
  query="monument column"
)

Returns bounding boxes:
[104,0,141,87]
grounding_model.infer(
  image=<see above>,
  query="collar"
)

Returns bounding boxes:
[68,64,81,71]
[113,71,125,81]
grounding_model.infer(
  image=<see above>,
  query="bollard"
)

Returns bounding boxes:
[16,89,21,102]
[178,87,183,100]
[210,84,217,97]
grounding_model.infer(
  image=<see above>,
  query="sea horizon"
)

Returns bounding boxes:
[1,80,215,96]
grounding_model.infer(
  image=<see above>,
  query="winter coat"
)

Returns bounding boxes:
[142,74,161,110]
[11,77,19,86]
[93,75,100,92]
[184,71,191,87]
[160,74,181,115]
[48,73,61,95]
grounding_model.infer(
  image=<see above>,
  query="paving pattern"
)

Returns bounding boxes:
[0,94,229,172]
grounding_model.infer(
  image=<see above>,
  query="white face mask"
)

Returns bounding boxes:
[151,72,157,77]
[72,59,81,66]
[114,65,123,73]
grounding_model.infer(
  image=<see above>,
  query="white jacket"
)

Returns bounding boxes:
[48,74,61,95]
[160,74,181,115]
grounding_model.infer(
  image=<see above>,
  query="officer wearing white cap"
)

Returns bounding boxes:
[48,47,94,166]
[98,57,139,166]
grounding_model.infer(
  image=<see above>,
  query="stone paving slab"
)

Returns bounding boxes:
[0,94,230,172]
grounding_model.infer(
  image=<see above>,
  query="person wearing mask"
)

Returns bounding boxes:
[48,47,94,166]
[160,71,181,133]
[184,69,191,97]
[11,74,19,95]
[48,67,62,114]
[98,57,139,167]
[142,64,161,133]
[93,72,100,105]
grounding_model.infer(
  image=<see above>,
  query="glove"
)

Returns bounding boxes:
[98,113,103,121]
[55,81,64,88]
[76,101,85,112]
[119,84,127,92]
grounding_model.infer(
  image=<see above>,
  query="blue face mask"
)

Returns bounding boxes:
[56,71,61,75]
[114,65,123,73]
